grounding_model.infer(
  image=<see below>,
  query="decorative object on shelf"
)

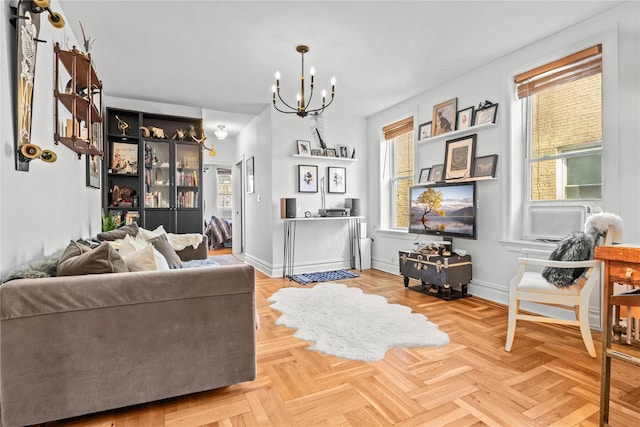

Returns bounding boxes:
[246,156,255,194]
[456,106,474,130]
[115,115,130,135]
[272,45,335,118]
[418,167,431,183]
[310,112,327,150]
[12,0,65,171]
[418,121,432,140]
[297,140,311,155]
[444,134,476,180]
[78,21,95,53]
[298,165,318,193]
[429,164,444,183]
[432,97,457,136]
[472,154,498,178]
[110,142,138,174]
[310,149,322,156]
[337,145,349,158]
[214,125,228,140]
[474,102,498,125]
[304,211,311,218]
[328,166,346,193]
[86,154,100,188]
[325,148,337,157]
[172,128,187,140]
[139,126,167,139]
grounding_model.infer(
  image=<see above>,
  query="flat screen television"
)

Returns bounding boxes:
[408,181,477,239]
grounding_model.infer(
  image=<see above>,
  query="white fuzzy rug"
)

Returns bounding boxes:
[268,282,450,362]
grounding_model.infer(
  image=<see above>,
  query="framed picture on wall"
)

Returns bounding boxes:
[298,165,318,193]
[418,121,432,140]
[325,148,337,157]
[328,166,346,193]
[456,106,474,130]
[246,156,255,194]
[297,140,311,155]
[418,167,431,183]
[444,134,477,180]
[429,164,444,182]
[474,103,499,125]
[337,145,349,158]
[86,154,100,188]
[472,154,499,178]
[432,97,457,136]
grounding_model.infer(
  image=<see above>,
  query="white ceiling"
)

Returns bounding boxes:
[59,0,624,137]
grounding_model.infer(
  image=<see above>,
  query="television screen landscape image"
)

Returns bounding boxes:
[408,182,477,239]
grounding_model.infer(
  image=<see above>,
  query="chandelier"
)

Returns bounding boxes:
[214,125,228,140]
[272,45,335,118]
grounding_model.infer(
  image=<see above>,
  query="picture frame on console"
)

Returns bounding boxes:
[432,97,457,136]
[418,167,431,183]
[472,154,498,178]
[444,134,476,180]
[328,166,346,193]
[298,165,318,193]
[456,106,474,130]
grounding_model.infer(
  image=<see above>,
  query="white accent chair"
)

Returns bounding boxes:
[505,226,614,358]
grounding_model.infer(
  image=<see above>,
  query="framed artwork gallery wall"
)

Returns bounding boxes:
[103,107,205,233]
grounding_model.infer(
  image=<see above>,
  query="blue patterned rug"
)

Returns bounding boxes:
[291,269,360,285]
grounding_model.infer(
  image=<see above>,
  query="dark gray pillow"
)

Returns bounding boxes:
[57,242,129,276]
[96,222,139,241]
[149,234,182,269]
[542,231,594,288]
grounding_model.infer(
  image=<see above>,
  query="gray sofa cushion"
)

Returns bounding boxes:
[96,222,139,241]
[149,234,183,269]
[57,242,129,276]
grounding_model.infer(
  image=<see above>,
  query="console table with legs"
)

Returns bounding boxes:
[282,216,364,278]
[595,245,640,426]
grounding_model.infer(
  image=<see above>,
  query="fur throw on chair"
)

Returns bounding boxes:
[542,212,623,288]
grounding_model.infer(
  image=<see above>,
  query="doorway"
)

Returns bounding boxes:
[232,158,245,255]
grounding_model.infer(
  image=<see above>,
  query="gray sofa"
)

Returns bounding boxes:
[0,246,256,427]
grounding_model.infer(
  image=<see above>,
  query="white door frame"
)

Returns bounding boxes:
[232,155,246,256]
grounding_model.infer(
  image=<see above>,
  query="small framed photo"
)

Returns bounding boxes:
[474,103,498,125]
[444,134,477,180]
[298,165,318,193]
[325,148,337,157]
[246,156,255,194]
[473,154,499,178]
[418,121,432,140]
[86,154,100,188]
[456,106,474,130]
[328,166,346,193]
[337,145,349,158]
[310,148,322,156]
[110,142,138,175]
[418,167,431,183]
[432,97,457,136]
[297,140,311,155]
[429,164,444,183]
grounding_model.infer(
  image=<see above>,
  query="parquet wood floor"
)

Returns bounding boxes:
[42,268,640,427]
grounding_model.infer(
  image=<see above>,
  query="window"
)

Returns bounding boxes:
[517,44,602,203]
[217,169,232,208]
[383,117,414,228]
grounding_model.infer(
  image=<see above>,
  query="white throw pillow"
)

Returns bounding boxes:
[118,234,148,258]
[120,239,170,271]
[138,225,167,241]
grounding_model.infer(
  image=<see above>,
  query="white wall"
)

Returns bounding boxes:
[0,1,101,275]
[367,2,639,328]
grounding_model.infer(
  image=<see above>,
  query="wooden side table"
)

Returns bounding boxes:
[594,245,640,426]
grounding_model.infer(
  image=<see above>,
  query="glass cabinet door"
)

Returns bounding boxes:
[175,143,200,209]
[144,140,171,208]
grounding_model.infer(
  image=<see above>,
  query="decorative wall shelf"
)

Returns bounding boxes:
[292,154,357,163]
[417,122,496,145]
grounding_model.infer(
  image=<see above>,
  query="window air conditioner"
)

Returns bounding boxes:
[526,204,590,241]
